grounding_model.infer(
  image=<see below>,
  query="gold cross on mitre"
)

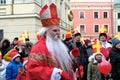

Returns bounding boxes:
[115,32,120,40]
[100,24,107,33]
[23,30,29,39]
[92,39,102,53]
[81,37,85,44]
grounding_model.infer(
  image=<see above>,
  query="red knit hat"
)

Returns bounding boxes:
[23,57,28,66]
[11,50,20,60]
[71,48,80,57]
[39,3,60,27]
[84,39,91,45]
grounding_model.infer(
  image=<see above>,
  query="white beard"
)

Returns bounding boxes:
[46,32,72,71]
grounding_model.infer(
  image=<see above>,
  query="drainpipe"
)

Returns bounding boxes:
[11,0,14,15]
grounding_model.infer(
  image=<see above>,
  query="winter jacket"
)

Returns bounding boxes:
[0,64,6,80]
[87,63,102,80]
[85,45,93,57]
[76,42,88,80]
[3,49,15,61]
[110,47,120,80]
[6,60,22,80]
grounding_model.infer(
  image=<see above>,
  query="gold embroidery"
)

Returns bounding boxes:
[29,52,61,68]
[41,18,60,27]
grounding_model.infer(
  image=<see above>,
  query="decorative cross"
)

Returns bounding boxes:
[100,25,107,33]
[92,39,102,53]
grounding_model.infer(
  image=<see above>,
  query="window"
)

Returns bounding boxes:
[80,12,84,18]
[103,12,108,18]
[0,0,6,4]
[104,25,108,32]
[80,25,85,33]
[118,13,120,19]
[94,25,99,32]
[118,26,120,32]
[94,12,98,18]
[0,29,3,41]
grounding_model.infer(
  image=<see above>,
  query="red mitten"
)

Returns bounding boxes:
[61,71,69,80]
[76,65,84,78]
[71,48,80,57]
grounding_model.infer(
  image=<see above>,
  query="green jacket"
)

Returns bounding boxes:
[87,62,102,80]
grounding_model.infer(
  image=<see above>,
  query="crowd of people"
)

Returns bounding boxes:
[0,2,120,80]
[0,37,33,80]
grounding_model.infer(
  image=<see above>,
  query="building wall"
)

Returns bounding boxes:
[114,0,120,34]
[71,0,113,2]
[71,1,114,38]
[0,0,72,42]
[114,7,120,33]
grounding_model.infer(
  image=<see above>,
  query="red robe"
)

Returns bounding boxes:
[27,36,75,80]
[16,68,27,80]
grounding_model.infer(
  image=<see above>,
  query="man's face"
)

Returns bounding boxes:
[116,43,120,50]
[47,27,60,40]
[75,35,81,42]
[13,40,18,45]
[99,36,107,42]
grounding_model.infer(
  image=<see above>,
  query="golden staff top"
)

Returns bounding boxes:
[92,39,102,53]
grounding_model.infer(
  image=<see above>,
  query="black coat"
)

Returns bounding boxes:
[76,42,88,80]
[110,47,120,80]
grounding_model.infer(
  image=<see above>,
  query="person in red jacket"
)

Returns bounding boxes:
[16,57,28,80]
[27,3,76,80]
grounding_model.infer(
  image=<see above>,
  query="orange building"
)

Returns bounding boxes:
[70,0,114,39]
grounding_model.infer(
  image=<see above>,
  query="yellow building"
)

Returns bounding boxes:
[0,0,73,43]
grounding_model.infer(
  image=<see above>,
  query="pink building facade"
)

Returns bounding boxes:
[71,2,113,39]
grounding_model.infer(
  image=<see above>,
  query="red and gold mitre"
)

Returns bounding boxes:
[39,3,60,27]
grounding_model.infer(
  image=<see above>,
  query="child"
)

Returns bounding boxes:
[16,57,28,80]
[6,50,22,80]
[87,53,105,80]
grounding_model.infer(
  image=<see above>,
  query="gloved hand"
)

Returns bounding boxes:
[51,68,69,80]
[61,71,69,80]
[76,65,84,78]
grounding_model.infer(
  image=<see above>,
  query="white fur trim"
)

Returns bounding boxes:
[101,42,112,48]
[73,70,77,80]
[90,53,106,63]
[88,55,94,62]
[50,68,62,80]
[12,54,20,60]
[23,60,28,66]
[39,27,48,36]
[70,51,75,60]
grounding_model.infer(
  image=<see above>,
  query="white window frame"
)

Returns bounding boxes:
[118,13,120,19]
[93,11,99,19]
[103,11,109,19]
[79,11,85,19]
[79,24,86,33]
[117,25,120,32]
[94,24,100,33]
[104,24,109,33]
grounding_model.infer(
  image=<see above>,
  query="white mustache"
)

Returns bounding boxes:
[54,35,60,40]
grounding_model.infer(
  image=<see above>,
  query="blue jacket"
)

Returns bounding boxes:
[6,60,22,80]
